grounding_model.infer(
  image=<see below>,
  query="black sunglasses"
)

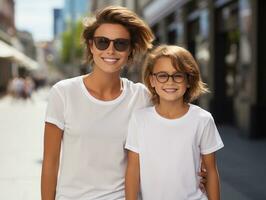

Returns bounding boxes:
[93,36,130,52]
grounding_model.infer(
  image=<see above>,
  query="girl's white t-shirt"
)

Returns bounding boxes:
[45,76,151,200]
[125,104,224,200]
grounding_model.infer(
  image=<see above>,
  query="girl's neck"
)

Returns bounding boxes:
[155,100,189,119]
[83,69,123,101]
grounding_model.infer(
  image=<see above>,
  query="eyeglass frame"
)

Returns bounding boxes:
[151,71,187,83]
[92,36,131,52]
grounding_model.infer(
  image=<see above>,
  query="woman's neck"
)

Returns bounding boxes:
[155,100,189,119]
[83,69,123,101]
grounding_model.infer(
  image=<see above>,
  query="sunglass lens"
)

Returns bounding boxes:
[114,39,130,51]
[94,37,109,50]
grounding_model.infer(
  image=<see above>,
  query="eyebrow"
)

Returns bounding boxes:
[152,70,184,74]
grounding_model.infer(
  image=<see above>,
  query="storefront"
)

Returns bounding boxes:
[0,40,39,93]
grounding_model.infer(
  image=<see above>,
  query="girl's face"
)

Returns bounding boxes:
[150,57,189,104]
[89,23,131,74]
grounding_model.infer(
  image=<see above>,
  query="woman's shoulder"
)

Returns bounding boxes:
[52,76,82,91]
[123,78,151,106]
[123,78,149,94]
[132,106,154,118]
[123,78,144,88]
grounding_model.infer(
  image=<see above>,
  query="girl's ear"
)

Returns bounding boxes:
[149,74,155,88]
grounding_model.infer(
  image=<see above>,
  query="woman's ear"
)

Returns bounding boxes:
[88,40,93,52]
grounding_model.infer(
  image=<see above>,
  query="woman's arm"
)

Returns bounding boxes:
[41,122,63,200]
[125,150,140,200]
[199,161,207,192]
[202,153,220,200]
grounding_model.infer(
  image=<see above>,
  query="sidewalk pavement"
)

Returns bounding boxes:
[217,125,266,200]
[0,88,49,200]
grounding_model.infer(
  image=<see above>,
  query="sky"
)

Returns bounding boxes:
[15,0,64,41]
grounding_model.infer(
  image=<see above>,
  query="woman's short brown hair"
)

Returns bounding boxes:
[143,45,209,104]
[82,6,154,66]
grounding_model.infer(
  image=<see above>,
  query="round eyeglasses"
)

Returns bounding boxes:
[152,71,187,83]
[93,36,130,52]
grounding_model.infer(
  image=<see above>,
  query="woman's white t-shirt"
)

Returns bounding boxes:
[125,104,224,200]
[45,76,151,200]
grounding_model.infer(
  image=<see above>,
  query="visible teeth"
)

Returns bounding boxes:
[103,58,118,63]
[164,89,177,92]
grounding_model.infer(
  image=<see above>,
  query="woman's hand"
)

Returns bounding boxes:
[198,166,207,193]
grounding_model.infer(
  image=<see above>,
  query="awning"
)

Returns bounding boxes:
[143,0,189,26]
[0,40,39,70]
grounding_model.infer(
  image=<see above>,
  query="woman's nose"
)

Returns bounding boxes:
[106,41,115,54]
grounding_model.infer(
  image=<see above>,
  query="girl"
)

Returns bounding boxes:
[125,45,224,200]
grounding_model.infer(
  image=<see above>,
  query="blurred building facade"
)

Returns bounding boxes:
[52,0,92,77]
[89,0,265,138]
[0,0,15,93]
[54,8,64,39]
[63,0,91,31]
[0,0,39,94]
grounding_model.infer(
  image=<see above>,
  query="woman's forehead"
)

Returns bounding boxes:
[94,23,130,39]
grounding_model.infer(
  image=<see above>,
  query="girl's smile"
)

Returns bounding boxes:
[150,57,189,104]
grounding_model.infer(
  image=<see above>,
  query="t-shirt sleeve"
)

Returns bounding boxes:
[200,116,224,155]
[125,113,140,154]
[45,84,65,130]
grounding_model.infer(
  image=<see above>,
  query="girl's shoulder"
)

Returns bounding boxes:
[189,104,213,121]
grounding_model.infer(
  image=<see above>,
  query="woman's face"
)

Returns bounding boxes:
[89,23,131,74]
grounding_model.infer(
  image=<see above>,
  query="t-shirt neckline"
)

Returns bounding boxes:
[152,104,192,123]
[80,75,127,105]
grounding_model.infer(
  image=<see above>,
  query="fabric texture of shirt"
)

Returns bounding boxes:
[45,76,151,200]
[125,104,224,200]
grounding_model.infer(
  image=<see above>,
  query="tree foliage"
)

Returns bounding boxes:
[61,20,84,63]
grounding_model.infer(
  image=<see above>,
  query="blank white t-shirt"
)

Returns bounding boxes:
[45,76,151,200]
[125,104,224,200]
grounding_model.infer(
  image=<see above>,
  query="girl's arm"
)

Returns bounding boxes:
[125,150,140,200]
[41,123,63,200]
[202,153,220,200]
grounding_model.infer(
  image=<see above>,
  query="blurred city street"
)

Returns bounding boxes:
[0,88,265,200]
[0,88,49,200]
[217,126,266,200]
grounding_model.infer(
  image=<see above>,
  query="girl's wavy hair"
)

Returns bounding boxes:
[82,6,154,66]
[143,45,209,104]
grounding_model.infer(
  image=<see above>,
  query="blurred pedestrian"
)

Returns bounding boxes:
[125,45,224,200]
[24,76,35,99]
[41,6,206,200]
[8,76,24,99]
